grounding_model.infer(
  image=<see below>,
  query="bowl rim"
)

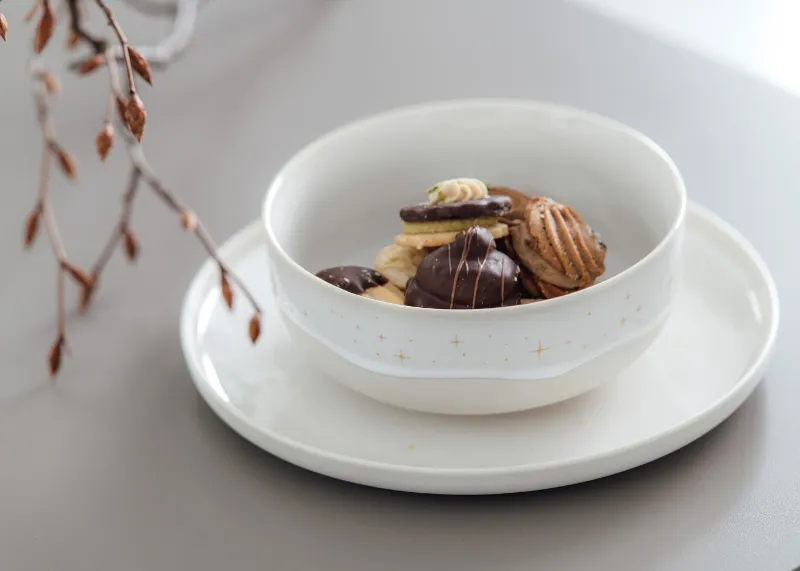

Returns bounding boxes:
[261,98,687,317]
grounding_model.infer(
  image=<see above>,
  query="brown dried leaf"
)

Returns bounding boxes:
[0,13,8,41]
[66,30,79,50]
[23,209,40,248]
[220,272,234,310]
[95,123,114,161]
[40,71,60,96]
[65,263,94,289]
[33,2,55,54]
[24,1,40,23]
[77,54,105,76]
[127,47,153,86]
[125,94,146,142]
[180,210,197,231]
[52,145,77,180]
[48,334,65,378]
[123,229,139,261]
[248,313,261,343]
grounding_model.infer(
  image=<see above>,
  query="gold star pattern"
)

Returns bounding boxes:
[587,311,592,316]
[625,293,631,301]
[530,340,549,360]
[375,352,380,357]
[583,345,587,350]
[377,334,386,341]
[450,335,462,349]
[395,350,409,362]
[566,339,572,345]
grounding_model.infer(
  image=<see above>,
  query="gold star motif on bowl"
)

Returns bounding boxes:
[530,340,549,360]
[395,350,409,362]
[450,335,462,349]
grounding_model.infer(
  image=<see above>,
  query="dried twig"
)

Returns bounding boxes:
[28,58,92,377]
[18,0,262,378]
[66,0,106,53]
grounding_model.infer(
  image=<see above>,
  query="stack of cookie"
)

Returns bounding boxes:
[315,178,607,308]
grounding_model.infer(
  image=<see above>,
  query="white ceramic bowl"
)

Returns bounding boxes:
[262,99,686,415]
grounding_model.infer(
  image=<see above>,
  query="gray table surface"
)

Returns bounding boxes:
[1,1,798,570]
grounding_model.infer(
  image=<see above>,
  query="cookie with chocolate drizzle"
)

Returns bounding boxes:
[405,226,522,309]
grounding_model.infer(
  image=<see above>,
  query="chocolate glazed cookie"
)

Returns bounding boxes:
[405,226,522,309]
[315,266,405,304]
[400,195,512,222]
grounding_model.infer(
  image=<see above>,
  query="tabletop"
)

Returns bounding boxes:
[0,1,798,570]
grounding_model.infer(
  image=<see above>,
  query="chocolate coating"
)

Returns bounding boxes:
[405,226,522,309]
[315,266,387,295]
[400,196,512,223]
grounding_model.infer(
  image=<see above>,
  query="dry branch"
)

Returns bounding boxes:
[15,0,262,378]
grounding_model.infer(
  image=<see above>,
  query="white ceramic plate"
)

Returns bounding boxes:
[180,203,778,494]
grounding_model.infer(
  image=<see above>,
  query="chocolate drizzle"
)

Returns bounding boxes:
[315,266,387,295]
[405,227,522,309]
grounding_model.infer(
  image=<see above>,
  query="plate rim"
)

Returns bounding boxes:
[180,201,779,484]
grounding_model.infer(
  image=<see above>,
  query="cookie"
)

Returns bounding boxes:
[315,266,388,295]
[510,197,606,289]
[518,265,544,299]
[375,244,427,290]
[404,226,522,309]
[361,283,405,305]
[314,265,406,305]
[395,222,509,249]
[487,185,533,222]
[400,196,511,222]
[534,276,574,299]
[401,216,498,235]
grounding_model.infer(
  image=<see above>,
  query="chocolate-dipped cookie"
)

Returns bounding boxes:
[399,196,512,223]
[315,266,404,304]
[405,226,522,309]
[395,178,511,250]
